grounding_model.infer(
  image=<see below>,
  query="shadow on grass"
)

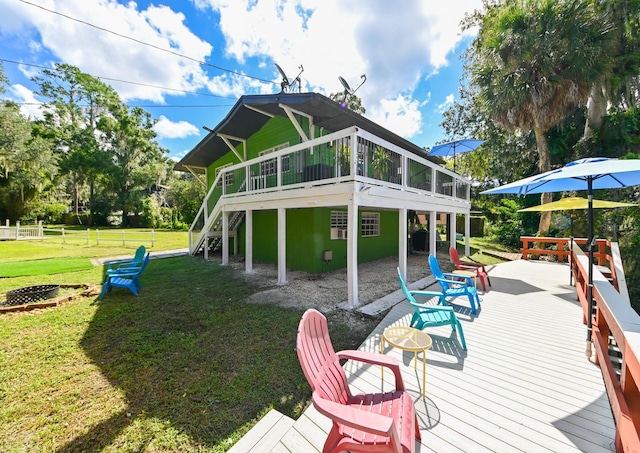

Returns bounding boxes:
[58,256,309,452]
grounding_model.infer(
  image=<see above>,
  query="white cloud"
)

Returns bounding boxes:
[153,116,200,139]
[369,95,423,139]
[1,0,214,102]
[197,0,483,138]
[437,94,456,113]
[9,84,43,119]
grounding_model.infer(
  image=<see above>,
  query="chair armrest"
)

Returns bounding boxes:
[312,392,396,438]
[410,301,454,312]
[336,350,405,391]
[409,290,443,299]
[106,268,141,278]
[441,273,473,285]
[460,261,487,271]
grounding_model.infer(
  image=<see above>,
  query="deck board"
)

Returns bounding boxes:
[268,259,616,452]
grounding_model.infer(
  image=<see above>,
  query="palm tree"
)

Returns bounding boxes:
[467,0,614,233]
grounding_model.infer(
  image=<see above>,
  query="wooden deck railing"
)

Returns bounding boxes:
[521,236,640,452]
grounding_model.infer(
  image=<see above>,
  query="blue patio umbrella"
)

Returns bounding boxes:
[481,157,640,357]
[428,138,485,171]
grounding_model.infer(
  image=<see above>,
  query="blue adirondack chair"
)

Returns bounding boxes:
[100,252,150,299]
[428,254,481,315]
[397,268,467,350]
[103,245,146,282]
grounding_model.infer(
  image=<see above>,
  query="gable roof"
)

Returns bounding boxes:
[174,92,437,173]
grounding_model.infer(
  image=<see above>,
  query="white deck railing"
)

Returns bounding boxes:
[189,126,470,254]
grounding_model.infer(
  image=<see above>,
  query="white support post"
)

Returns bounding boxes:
[347,203,359,307]
[38,221,43,240]
[151,229,155,247]
[465,213,471,257]
[15,221,20,239]
[449,214,456,249]
[245,210,253,273]
[222,210,229,265]
[86,228,90,245]
[277,208,287,284]
[429,211,437,254]
[96,229,100,245]
[398,208,407,278]
[122,230,126,246]
[62,228,66,244]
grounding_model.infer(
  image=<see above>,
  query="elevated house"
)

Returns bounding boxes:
[175,92,472,307]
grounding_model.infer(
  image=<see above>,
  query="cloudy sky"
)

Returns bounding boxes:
[0,0,484,160]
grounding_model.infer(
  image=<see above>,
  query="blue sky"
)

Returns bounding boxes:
[0,0,483,161]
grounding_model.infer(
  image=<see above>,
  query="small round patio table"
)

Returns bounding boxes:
[452,269,478,289]
[380,326,432,399]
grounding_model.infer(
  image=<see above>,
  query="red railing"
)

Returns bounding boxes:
[521,236,640,452]
[520,236,619,292]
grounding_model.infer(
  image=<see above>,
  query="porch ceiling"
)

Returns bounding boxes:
[174,92,440,173]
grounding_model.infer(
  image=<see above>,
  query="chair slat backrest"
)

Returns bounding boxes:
[428,254,452,290]
[296,309,351,405]
[449,247,462,267]
[397,268,417,304]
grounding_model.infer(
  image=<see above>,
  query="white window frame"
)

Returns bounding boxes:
[361,212,380,237]
[330,210,348,240]
[215,163,234,188]
[259,142,290,175]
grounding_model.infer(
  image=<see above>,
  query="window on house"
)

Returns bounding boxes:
[215,164,234,188]
[259,143,290,175]
[361,212,380,237]
[330,210,348,240]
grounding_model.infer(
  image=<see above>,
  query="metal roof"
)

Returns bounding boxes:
[174,92,438,173]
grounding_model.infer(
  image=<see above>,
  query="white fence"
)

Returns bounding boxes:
[0,220,43,240]
[0,220,155,246]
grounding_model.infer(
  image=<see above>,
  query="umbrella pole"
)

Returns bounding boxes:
[586,179,594,359]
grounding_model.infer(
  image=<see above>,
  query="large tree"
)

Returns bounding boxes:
[584,0,640,137]
[466,0,615,233]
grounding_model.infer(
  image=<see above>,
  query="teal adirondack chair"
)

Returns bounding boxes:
[397,268,467,350]
[100,252,150,299]
[428,254,481,315]
[103,245,146,282]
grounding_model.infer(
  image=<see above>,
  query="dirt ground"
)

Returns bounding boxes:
[222,249,456,333]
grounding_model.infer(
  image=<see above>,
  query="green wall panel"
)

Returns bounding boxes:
[237,207,400,273]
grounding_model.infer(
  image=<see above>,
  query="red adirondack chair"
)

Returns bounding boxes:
[296,309,421,453]
[449,246,492,292]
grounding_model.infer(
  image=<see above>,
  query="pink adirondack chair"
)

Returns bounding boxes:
[449,246,492,292]
[296,309,421,453]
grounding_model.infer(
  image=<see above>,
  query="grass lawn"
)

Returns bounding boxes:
[0,236,371,453]
[0,228,189,263]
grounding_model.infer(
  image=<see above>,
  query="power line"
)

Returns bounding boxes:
[0,58,238,100]
[12,102,234,109]
[19,0,277,86]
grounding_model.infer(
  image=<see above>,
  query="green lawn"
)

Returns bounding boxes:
[0,235,368,453]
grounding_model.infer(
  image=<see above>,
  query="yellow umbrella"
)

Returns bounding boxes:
[517,196,636,212]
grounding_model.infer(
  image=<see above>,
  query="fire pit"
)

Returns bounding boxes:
[6,284,60,306]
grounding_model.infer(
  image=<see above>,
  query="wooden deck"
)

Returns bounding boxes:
[238,259,617,453]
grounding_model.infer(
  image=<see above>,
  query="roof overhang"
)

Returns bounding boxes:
[174,92,439,173]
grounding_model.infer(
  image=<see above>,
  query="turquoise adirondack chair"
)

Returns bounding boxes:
[103,245,146,282]
[100,252,150,299]
[428,254,481,315]
[397,268,467,350]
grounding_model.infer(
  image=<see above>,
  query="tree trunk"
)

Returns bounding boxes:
[583,82,608,139]
[533,126,552,234]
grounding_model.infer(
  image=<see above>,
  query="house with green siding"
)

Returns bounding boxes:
[175,92,471,307]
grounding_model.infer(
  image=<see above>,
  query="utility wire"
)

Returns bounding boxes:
[19,0,277,86]
[13,102,234,109]
[0,58,238,100]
